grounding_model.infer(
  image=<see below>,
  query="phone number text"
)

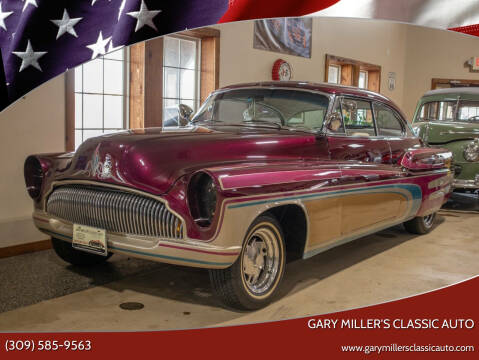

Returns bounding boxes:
[5,340,92,352]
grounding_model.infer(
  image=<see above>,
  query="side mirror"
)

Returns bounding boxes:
[178,104,194,126]
[324,111,343,133]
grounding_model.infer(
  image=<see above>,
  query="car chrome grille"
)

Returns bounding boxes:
[46,185,183,239]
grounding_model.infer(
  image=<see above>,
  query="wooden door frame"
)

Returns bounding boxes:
[129,27,220,129]
[431,78,479,89]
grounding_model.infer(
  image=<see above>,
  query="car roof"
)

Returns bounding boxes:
[218,81,405,117]
[423,87,479,96]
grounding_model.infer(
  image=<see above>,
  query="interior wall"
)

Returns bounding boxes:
[216,18,408,110]
[0,75,65,248]
[216,18,479,122]
[402,25,479,120]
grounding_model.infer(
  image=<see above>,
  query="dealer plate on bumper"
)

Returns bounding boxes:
[72,224,108,256]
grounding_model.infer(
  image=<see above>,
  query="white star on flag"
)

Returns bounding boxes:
[91,0,112,6]
[127,0,161,32]
[22,0,38,12]
[0,2,13,31]
[51,9,82,39]
[86,31,111,59]
[12,40,47,72]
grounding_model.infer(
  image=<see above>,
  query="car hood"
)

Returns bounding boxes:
[413,121,479,144]
[54,126,319,194]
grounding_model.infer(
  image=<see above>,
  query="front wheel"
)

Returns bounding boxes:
[209,215,286,310]
[403,213,436,235]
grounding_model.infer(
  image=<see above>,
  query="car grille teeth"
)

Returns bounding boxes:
[46,185,183,239]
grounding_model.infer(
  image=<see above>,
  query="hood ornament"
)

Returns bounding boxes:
[90,143,113,179]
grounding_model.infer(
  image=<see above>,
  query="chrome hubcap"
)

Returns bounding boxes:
[423,214,435,228]
[242,227,280,296]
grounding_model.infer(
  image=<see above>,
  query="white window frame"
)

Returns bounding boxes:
[73,48,130,149]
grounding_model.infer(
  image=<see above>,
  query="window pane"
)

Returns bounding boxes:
[328,65,339,84]
[104,60,123,95]
[359,71,367,89]
[458,101,479,121]
[104,95,123,129]
[164,98,179,108]
[180,39,196,69]
[179,99,194,109]
[163,99,179,126]
[180,69,195,100]
[164,37,179,67]
[83,94,103,128]
[83,129,104,143]
[75,93,82,128]
[75,130,83,150]
[104,48,124,61]
[164,67,179,99]
[341,99,375,136]
[83,59,103,93]
[374,103,404,137]
[74,67,82,92]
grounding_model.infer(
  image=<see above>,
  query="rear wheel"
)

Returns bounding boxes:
[209,215,286,310]
[51,238,112,266]
[403,213,436,235]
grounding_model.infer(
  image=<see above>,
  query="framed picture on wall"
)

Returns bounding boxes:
[253,18,312,58]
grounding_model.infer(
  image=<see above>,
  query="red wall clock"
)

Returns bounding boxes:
[272,59,292,81]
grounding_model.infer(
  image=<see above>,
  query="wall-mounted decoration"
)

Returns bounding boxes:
[272,59,292,81]
[467,57,479,71]
[388,72,396,91]
[254,18,312,58]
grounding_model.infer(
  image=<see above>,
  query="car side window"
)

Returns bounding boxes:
[374,103,405,137]
[340,98,375,137]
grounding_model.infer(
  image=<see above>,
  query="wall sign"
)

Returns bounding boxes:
[388,72,396,91]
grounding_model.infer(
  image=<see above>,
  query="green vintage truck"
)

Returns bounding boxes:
[412,88,479,190]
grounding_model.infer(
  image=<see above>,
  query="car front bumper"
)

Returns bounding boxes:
[33,210,240,269]
[453,175,479,189]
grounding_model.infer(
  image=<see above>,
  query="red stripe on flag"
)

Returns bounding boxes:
[450,24,479,37]
[219,0,340,22]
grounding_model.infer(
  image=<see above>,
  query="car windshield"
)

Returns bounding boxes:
[191,88,330,131]
[417,99,479,122]
[416,101,455,122]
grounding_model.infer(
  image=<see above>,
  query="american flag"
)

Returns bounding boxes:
[0,0,478,112]
[0,0,230,110]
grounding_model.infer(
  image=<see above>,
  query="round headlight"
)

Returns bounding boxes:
[463,140,479,162]
[188,172,217,226]
[24,156,45,199]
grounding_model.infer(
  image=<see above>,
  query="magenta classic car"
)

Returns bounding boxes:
[25,81,453,310]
